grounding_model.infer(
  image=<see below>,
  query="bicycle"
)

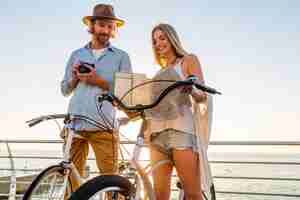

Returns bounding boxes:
[22,113,117,200]
[68,76,221,200]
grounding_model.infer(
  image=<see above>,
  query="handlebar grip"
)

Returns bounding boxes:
[194,83,222,95]
[27,119,42,127]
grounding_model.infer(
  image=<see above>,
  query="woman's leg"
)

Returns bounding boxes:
[150,146,173,200]
[173,149,203,200]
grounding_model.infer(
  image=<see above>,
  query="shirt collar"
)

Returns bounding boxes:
[84,42,115,52]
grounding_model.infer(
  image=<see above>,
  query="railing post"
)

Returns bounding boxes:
[1,139,300,198]
[5,141,16,200]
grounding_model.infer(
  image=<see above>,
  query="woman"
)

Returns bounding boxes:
[145,23,207,200]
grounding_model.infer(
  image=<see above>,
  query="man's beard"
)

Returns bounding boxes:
[94,33,110,45]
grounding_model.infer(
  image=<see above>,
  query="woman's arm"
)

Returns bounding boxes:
[182,54,207,102]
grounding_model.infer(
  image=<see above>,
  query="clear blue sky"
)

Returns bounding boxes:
[1,0,299,141]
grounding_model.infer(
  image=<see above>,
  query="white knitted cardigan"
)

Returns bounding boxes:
[192,94,214,199]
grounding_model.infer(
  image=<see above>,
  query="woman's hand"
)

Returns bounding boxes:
[191,88,207,102]
[179,85,207,102]
[180,85,193,94]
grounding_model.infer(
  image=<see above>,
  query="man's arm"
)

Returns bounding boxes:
[61,52,79,97]
[76,52,133,91]
[185,54,207,102]
[77,68,110,91]
[119,53,133,73]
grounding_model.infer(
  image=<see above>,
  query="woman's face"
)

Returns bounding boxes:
[153,29,174,57]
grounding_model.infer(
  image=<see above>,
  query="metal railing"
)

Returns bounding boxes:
[1,139,300,199]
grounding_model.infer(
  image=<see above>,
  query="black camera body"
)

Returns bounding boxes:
[78,62,95,73]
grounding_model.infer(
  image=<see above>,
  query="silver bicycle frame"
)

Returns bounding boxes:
[61,121,84,192]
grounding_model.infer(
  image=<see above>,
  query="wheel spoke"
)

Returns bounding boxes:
[23,165,71,200]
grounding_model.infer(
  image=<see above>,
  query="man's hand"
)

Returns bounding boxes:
[125,110,141,120]
[67,64,80,89]
[77,65,110,91]
[77,65,96,83]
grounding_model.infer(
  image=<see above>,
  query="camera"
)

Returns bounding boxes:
[78,62,95,73]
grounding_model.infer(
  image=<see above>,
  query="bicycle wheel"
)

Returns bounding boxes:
[22,164,72,200]
[201,184,216,200]
[208,183,216,200]
[68,175,134,200]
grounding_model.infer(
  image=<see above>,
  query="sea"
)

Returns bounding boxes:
[1,143,300,200]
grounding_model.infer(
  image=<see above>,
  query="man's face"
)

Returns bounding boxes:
[93,19,116,43]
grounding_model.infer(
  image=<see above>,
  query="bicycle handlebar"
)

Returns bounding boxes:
[26,114,69,128]
[26,113,113,133]
[26,78,221,129]
[98,76,221,112]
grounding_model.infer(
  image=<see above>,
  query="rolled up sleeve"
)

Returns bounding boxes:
[119,53,132,73]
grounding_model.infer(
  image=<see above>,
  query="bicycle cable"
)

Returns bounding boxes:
[119,79,177,102]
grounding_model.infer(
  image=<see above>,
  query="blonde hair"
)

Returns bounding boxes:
[151,23,188,68]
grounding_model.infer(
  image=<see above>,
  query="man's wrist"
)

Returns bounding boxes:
[68,78,79,89]
[94,76,110,91]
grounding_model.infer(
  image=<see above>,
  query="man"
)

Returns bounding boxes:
[60,4,132,191]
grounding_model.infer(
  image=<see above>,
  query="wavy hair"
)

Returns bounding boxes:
[151,23,188,68]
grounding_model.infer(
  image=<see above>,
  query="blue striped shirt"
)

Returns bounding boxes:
[61,43,132,131]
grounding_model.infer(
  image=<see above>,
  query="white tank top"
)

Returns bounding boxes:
[147,62,195,135]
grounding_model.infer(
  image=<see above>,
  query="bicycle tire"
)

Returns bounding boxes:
[200,183,216,200]
[22,164,72,200]
[209,183,216,200]
[68,175,134,200]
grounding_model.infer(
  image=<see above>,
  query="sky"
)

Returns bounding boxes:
[0,0,300,143]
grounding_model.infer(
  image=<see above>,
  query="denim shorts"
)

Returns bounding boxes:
[150,128,198,160]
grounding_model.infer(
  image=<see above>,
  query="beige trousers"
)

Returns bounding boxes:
[68,131,119,191]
